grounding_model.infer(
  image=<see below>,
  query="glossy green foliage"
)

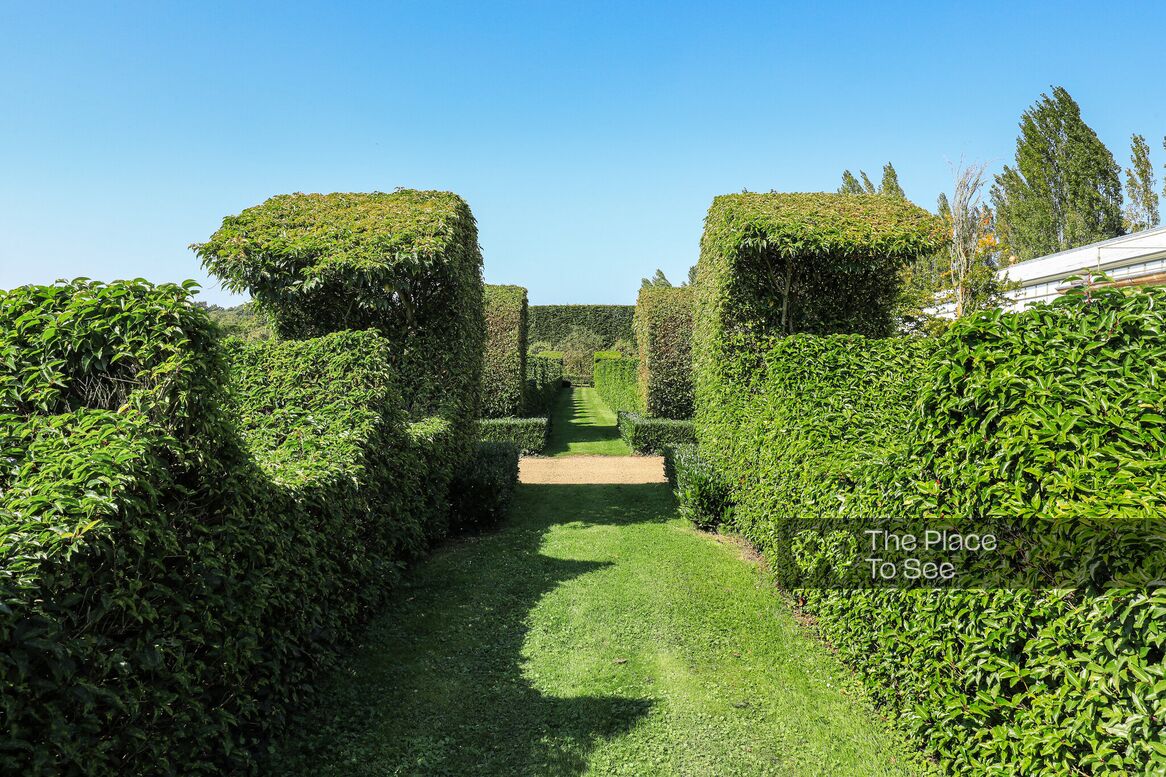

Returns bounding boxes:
[479,416,549,455]
[593,354,641,415]
[195,190,485,426]
[524,353,563,416]
[616,411,695,454]
[665,443,733,531]
[449,442,519,533]
[696,283,1166,774]
[527,305,634,350]
[0,281,452,775]
[482,285,527,418]
[635,286,694,419]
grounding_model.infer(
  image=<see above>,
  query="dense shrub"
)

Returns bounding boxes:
[195,190,486,430]
[635,286,694,419]
[449,442,520,533]
[478,416,549,455]
[697,283,1166,774]
[665,444,732,531]
[528,304,634,349]
[524,352,563,415]
[593,353,641,414]
[617,411,695,454]
[481,285,528,417]
[0,281,449,775]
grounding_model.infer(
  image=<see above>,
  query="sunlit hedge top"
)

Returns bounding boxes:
[195,189,485,420]
[697,192,947,340]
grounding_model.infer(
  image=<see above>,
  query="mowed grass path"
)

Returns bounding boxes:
[267,484,931,776]
[546,386,631,456]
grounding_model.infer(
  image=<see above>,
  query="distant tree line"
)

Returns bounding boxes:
[837,85,1163,330]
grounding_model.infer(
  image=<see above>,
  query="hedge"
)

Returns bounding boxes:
[478,416,549,455]
[528,304,634,349]
[696,284,1166,774]
[0,281,453,775]
[449,441,519,533]
[481,285,528,418]
[593,353,641,415]
[616,411,695,454]
[635,286,694,419]
[524,352,564,415]
[195,189,486,432]
[665,443,732,531]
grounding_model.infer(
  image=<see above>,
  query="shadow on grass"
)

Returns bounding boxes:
[545,388,625,455]
[266,484,673,776]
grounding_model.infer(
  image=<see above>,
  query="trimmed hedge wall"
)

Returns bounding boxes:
[195,189,486,431]
[593,353,641,415]
[0,281,455,775]
[617,411,695,454]
[449,441,519,533]
[635,286,694,419]
[696,284,1166,774]
[482,285,528,418]
[479,416,549,455]
[528,304,634,348]
[525,352,564,415]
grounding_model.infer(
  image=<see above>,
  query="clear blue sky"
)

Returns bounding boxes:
[2,1,1164,306]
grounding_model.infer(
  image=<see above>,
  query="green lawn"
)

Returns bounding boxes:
[546,386,631,456]
[267,484,932,776]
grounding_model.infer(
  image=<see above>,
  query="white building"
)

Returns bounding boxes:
[1002,224,1166,310]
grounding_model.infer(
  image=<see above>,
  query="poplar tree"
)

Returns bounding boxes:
[838,170,864,194]
[879,163,906,198]
[991,86,1123,260]
[1123,134,1160,232]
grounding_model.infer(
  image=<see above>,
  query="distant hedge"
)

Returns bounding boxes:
[195,189,486,429]
[482,285,527,418]
[528,304,634,348]
[593,353,641,415]
[525,353,563,415]
[634,286,693,419]
[479,416,549,455]
[617,411,695,454]
[0,281,456,775]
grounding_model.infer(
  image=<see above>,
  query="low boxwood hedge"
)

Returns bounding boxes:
[479,416,549,455]
[617,411,695,454]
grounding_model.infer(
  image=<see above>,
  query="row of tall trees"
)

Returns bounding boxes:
[840,86,1163,327]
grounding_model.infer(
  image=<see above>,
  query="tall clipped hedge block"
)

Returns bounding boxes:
[634,286,694,419]
[695,192,947,482]
[525,352,564,415]
[482,284,528,417]
[697,284,1166,774]
[195,190,486,426]
[0,281,461,775]
[528,304,634,348]
[593,353,641,415]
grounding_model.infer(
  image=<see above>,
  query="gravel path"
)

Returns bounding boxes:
[519,455,666,484]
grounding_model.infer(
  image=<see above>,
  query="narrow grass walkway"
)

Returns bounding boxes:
[546,386,630,456]
[268,485,931,776]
